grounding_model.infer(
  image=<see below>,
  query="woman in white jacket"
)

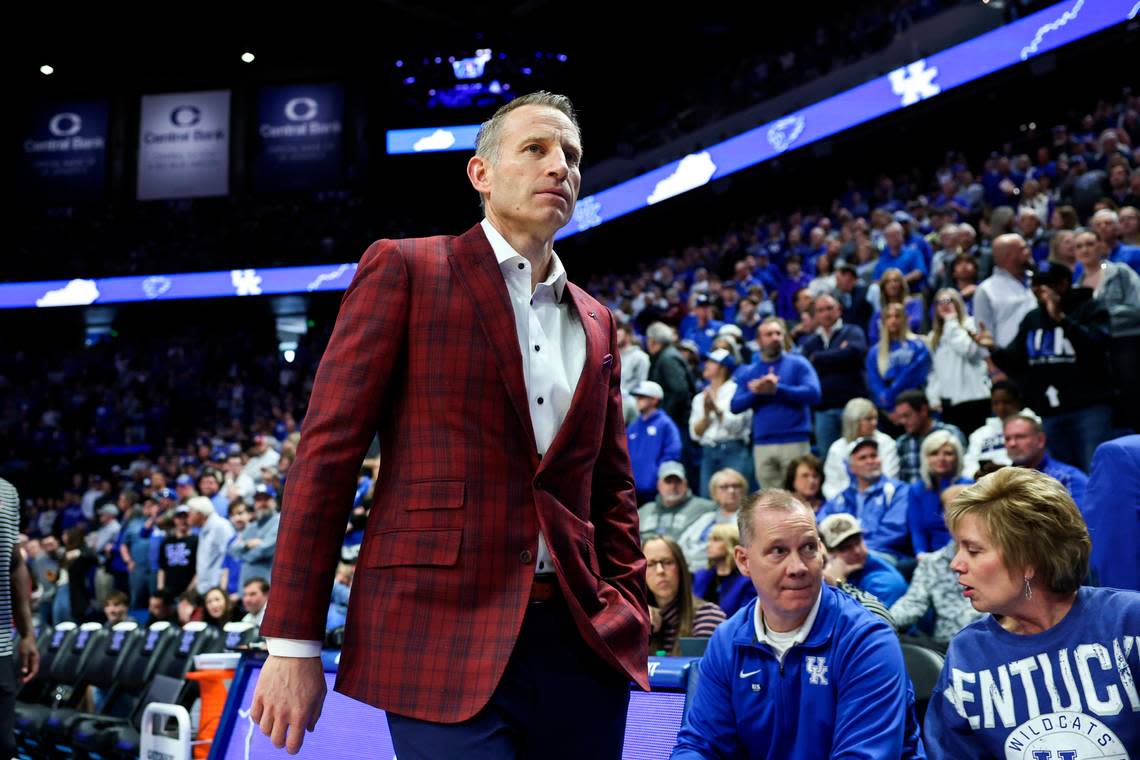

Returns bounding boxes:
[925,288,991,434]
[822,397,900,500]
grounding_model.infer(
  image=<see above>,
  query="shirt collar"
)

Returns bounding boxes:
[815,319,844,339]
[481,218,568,302]
[753,585,824,645]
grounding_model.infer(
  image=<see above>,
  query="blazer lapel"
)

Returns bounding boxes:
[447,224,537,457]
[539,282,604,475]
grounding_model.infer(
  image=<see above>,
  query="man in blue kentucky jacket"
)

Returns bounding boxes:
[671,489,925,759]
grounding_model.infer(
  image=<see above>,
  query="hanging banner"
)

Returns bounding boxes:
[22,100,108,201]
[137,90,230,200]
[254,83,344,192]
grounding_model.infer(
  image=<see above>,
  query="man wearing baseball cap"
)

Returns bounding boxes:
[627,381,683,504]
[228,484,281,587]
[819,513,907,607]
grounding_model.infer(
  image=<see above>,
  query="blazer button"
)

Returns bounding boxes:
[520,549,534,564]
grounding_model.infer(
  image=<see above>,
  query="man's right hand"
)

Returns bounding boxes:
[250,655,327,754]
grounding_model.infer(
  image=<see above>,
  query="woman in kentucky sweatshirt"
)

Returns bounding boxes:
[867,303,932,413]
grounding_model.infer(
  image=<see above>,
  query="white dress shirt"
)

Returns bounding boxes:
[688,381,752,446]
[973,267,1036,349]
[267,219,586,658]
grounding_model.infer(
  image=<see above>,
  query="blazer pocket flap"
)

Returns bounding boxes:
[601,353,613,370]
[404,479,465,510]
[362,528,462,568]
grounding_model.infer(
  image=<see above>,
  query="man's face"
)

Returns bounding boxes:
[148,596,170,621]
[734,507,823,631]
[1092,214,1118,244]
[230,505,250,532]
[243,584,268,615]
[758,323,785,355]
[1017,214,1040,237]
[794,290,814,314]
[616,327,631,349]
[657,475,687,507]
[712,478,746,512]
[254,496,276,516]
[894,402,927,435]
[835,270,855,293]
[1003,419,1046,466]
[814,297,840,330]
[188,510,206,528]
[830,534,868,571]
[849,445,882,483]
[41,536,59,554]
[884,226,903,250]
[1120,209,1139,238]
[198,475,219,497]
[227,457,244,476]
[104,600,128,624]
[990,389,1020,421]
[469,105,582,239]
[635,395,657,415]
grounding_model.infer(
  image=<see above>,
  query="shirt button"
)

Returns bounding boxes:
[537,397,544,405]
[534,345,541,352]
[517,263,525,270]
[520,549,533,564]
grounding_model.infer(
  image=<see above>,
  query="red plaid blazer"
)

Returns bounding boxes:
[259,223,649,722]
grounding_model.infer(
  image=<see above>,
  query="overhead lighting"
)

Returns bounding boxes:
[40,64,54,76]
[241,52,255,64]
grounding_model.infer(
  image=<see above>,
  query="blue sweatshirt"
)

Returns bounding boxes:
[818,476,913,558]
[866,337,931,411]
[627,409,682,495]
[1036,454,1088,509]
[907,477,973,555]
[798,323,868,410]
[847,552,908,608]
[731,352,821,445]
[672,586,926,759]
[924,586,1140,760]
[1085,435,1140,591]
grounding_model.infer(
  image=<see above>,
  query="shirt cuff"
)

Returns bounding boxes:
[265,637,322,658]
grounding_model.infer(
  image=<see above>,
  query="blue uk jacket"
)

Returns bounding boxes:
[671,585,925,759]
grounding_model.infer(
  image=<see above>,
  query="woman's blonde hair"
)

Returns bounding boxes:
[928,289,968,352]
[877,302,917,376]
[877,267,911,305]
[945,467,1090,594]
[918,429,964,488]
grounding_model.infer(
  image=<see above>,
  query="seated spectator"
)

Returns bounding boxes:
[963,380,1022,478]
[731,317,821,489]
[147,590,177,624]
[866,303,931,416]
[689,349,753,497]
[638,461,715,552]
[925,289,991,435]
[241,577,269,627]
[644,536,725,656]
[176,590,205,625]
[203,586,238,629]
[889,485,984,650]
[819,513,907,607]
[1092,207,1140,272]
[893,390,966,484]
[691,523,756,619]
[980,263,1113,472]
[326,564,352,631]
[627,381,683,503]
[867,268,923,343]
[823,397,901,500]
[678,468,749,572]
[907,430,972,555]
[818,437,913,561]
[672,490,923,759]
[1002,410,1088,507]
[784,454,825,513]
[102,590,133,627]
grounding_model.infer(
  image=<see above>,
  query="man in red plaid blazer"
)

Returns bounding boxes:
[251,91,649,758]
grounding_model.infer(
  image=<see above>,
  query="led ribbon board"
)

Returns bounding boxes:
[5,0,1134,309]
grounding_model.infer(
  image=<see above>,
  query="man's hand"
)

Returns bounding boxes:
[702,390,716,414]
[246,538,264,550]
[971,321,996,350]
[747,371,779,395]
[17,632,39,684]
[251,655,327,754]
[1038,286,1064,322]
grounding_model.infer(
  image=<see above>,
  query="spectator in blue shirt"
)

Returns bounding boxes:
[1002,410,1088,507]
[819,512,907,607]
[732,317,821,489]
[873,222,927,287]
[627,380,684,503]
[866,304,932,415]
[817,437,913,561]
[682,293,724,357]
[1093,208,1140,273]
[775,255,812,321]
[907,430,972,555]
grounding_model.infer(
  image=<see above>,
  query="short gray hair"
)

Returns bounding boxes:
[737,489,814,548]
[646,322,675,346]
[187,496,215,516]
[474,91,580,166]
[840,397,877,442]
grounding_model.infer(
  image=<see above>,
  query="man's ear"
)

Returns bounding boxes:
[734,544,750,577]
[467,155,490,196]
